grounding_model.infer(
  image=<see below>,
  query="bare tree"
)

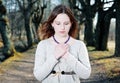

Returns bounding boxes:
[114,0,120,57]
[16,0,38,47]
[95,0,115,50]
[0,0,14,59]
[70,0,99,46]
[32,0,47,41]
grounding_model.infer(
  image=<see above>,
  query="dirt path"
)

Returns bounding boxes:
[0,46,39,83]
[0,45,120,83]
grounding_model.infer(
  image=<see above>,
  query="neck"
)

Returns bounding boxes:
[53,34,70,44]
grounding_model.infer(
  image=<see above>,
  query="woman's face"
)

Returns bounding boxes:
[52,13,72,37]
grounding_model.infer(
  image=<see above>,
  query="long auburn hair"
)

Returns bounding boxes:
[39,4,78,40]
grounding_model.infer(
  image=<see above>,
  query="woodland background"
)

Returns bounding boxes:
[0,0,120,82]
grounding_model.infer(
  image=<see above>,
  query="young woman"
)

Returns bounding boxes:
[33,4,91,83]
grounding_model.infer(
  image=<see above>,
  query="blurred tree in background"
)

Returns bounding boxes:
[0,0,14,60]
[115,0,120,57]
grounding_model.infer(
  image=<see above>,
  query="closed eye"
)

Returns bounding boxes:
[55,21,60,25]
[64,22,70,25]
[56,23,60,25]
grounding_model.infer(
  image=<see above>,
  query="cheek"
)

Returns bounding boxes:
[66,25,71,31]
[53,26,59,32]
[66,28,70,33]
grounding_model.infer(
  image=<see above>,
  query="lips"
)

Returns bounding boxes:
[59,31,65,33]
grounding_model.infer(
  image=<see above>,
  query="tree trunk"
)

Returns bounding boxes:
[114,0,120,57]
[84,4,95,46]
[24,16,33,47]
[95,9,111,51]
[0,21,14,57]
[101,14,111,50]
[0,1,15,61]
[84,17,94,46]
[32,4,46,42]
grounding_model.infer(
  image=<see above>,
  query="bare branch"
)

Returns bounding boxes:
[16,0,24,13]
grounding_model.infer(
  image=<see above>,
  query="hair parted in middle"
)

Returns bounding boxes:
[39,4,79,40]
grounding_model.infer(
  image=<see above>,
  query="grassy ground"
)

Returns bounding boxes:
[85,41,120,82]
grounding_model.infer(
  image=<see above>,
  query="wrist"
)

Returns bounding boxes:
[56,56,61,60]
[63,52,69,58]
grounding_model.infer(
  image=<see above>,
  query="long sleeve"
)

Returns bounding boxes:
[64,41,91,79]
[33,40,58,82]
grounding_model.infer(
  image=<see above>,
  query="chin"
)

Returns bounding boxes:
[59,34,68,37]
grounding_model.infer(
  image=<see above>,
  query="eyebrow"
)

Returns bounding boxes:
[54,20,71,23]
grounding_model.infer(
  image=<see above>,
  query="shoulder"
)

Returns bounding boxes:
[37,39,49,47]
[76,40,86,46]
[71,38,88,52]
[70,37,86,47]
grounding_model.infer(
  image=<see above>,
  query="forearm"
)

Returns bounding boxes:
[33,56,58,81]
[64,52,91,79]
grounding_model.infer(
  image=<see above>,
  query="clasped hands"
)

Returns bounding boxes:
[54,43,69,60]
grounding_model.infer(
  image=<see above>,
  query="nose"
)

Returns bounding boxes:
[61,24,65,30]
